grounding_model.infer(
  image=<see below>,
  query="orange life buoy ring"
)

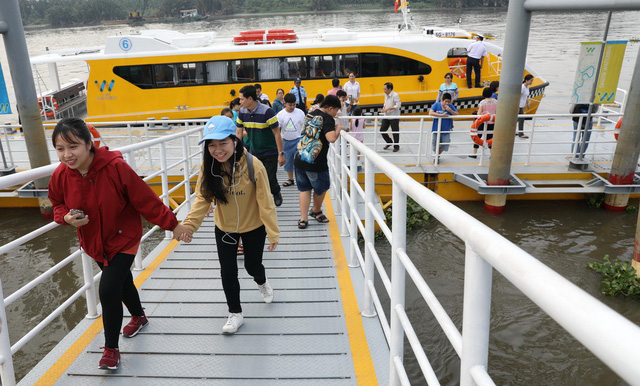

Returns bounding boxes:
[470,114,495,146]
[614,118,622,141]
[88,124,101,148]
[448,58,467,79]
[38,96,58,118]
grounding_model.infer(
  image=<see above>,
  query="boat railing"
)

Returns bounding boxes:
[0,127,203,386]
[596,87,627,126]
[328,131,640,385]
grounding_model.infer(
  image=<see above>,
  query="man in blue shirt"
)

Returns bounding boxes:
[289,78,307,113]
[429,93,458,154]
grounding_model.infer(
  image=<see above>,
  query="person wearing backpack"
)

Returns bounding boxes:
[177,115,280,334]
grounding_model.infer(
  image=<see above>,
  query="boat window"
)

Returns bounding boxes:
[113,65,153,89]
[361,53,431,77]
[178,63,205,85]
[230,59,255,82]
[334,54,359,77]
[155,64,179,87]
[281,56,307,80]
[309,56,334,79]
[447,48,468,58]
[257,58,283,80]
[205,61,229,83]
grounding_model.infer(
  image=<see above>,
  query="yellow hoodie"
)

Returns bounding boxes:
[182,150,280,244]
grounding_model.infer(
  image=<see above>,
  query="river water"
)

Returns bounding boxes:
[1,8,640,384]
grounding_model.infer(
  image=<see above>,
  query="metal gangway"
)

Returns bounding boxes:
[1,121,640,385]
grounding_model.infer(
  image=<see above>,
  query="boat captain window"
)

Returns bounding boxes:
[113,65,153,89]
[447,47,468,58]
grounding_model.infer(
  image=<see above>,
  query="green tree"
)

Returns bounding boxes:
[47,0,79,27]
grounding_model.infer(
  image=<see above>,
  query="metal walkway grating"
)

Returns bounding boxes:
[53,187,361,385]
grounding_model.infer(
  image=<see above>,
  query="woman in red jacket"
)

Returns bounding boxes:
[48,118,191,370]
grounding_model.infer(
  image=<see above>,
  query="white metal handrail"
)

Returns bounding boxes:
[0,126,203,386]
[330,130,640,386]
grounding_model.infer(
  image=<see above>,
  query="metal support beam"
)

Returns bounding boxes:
[525,0,640,11]
[0,0,51,217]
[485,0,531,214]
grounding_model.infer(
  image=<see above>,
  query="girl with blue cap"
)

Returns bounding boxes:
[177,115,280,334]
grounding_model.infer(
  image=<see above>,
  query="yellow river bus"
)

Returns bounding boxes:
[30,25,548,123]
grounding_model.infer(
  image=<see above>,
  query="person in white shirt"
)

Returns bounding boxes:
[380,82,402,152]
[343,72,361,112]
[277,93,306,186]
[517,74,534,139]
[255,83,271,107]
[466,35,487,89]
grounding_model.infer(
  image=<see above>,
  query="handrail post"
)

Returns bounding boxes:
[182,135,192,211]
[340,135,349,236]
[160,142,172,239]
[362,156,377,317]
[133,248,143,271]
[460,243,493,386]
[348,138,359,268]
[416,117,425,166]
[389,183,407,386]
[80,251,100,318]
[373,117,379,150]
[0,279,17,386]
[331,140,341,216]
[525,115,536,165]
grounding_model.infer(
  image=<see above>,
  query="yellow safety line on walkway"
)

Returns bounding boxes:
[35,239,179,385]
[324,196,379,385]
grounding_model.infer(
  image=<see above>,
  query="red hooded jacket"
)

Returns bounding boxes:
[48,146,178,265]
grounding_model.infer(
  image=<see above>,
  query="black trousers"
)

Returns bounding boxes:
[466,57,482,88]
[256,154,280,196]
[380,119,400,147]
[215,225,267,313]
[473,124,494,149]
[518,107,525,133]
[97,253,144,349]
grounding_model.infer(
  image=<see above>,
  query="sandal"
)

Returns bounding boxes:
[298,219,308,229]
[309,211,330,223]
[283,179,295,187]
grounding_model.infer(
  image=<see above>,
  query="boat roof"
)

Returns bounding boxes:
[30,27,481,63]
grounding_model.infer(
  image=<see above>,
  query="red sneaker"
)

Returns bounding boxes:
[98,347,120,370]
[122,315,148,338]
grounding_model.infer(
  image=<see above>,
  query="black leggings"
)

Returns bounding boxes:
[97,253,144,349]
[215,225,267,313]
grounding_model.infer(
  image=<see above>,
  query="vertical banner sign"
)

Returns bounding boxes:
[571,42,602,104]
[594,40,627,104]
[0,63,12,115]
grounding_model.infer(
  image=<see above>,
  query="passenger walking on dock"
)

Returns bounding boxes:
[236,85,285,207]
[429,92,458,155]
[48,118,191,370]
[277,93,306,187]
[517,74,534,139]
[327,78,341,96]
[295,95,344,229]
[380,82,401,152]
[272,88,286,114]
[309,94,324,113]
[290,77,308,113]
[470,87,496,158]
[230,98,241,122]
[179,115,280,334]
[344,72,361,110]
[466,35,487,88]
[436,72,459,103]
[336,89,350,128]
[570,103,593,156]
[255,83,271,107]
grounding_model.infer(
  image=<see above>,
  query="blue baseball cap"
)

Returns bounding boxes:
[199,115,236,144]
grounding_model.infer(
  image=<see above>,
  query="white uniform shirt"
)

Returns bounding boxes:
[344,81,360,101]
[467,41,487,60]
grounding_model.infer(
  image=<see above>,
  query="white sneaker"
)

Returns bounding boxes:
[257,280,274,303]
[222,312,243,334]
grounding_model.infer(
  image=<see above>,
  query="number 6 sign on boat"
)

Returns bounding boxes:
[119,38,132,52]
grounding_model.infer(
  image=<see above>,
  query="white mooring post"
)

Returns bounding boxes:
[0,279,16,386]
[389,183,407,386]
